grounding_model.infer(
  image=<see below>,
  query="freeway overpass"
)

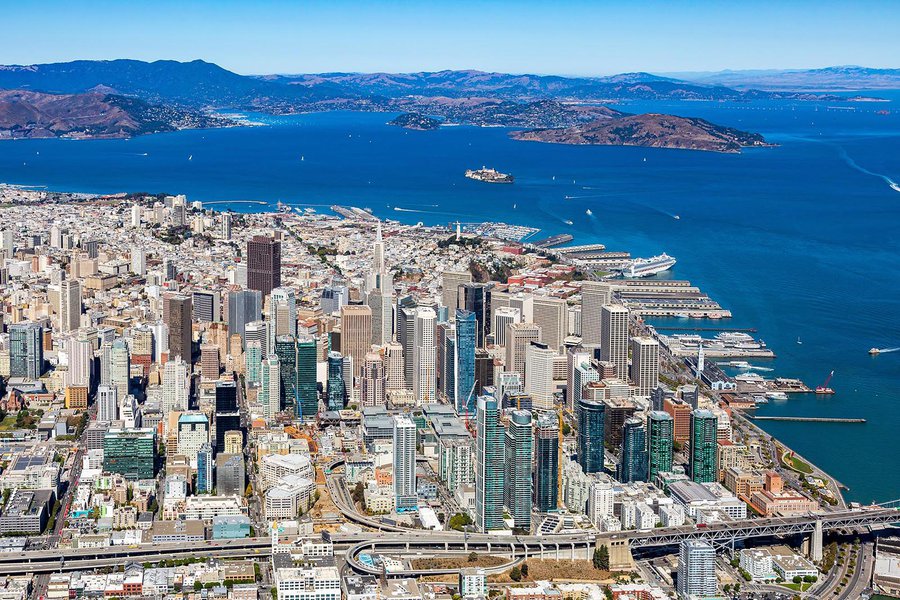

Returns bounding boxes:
[0,504,896,575]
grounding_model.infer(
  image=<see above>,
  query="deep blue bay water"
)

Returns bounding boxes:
[0,93,898,503]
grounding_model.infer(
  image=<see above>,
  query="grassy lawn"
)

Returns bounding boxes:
[780,581,813,592]
[0,416,18,431]
[781,451,814,474]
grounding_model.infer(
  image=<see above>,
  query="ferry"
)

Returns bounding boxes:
[766,391,789,401]
[623,253,676,278]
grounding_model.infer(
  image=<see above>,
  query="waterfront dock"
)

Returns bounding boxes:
[751,416,866,424]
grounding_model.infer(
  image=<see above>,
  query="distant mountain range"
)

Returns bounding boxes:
[0,59,889,149]
[672,66,900,92]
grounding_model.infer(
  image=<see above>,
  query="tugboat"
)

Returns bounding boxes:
[815,370,836,394]
[465,167,514,184]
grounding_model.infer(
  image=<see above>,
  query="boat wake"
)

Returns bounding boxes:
[837,148,900,192]
[876,347,900,353]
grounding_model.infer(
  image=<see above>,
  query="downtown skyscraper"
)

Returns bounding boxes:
[454,309,477,414]
[247,235,281,297]
[475,395,504,532]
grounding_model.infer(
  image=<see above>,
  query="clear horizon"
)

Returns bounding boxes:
[2,0,898,76]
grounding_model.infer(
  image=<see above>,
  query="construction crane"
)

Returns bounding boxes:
[815,370,836,395]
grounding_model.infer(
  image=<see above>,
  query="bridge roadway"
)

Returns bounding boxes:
[3,506,895,575]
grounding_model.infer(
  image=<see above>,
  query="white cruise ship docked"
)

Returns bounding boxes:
[624,253,676,277]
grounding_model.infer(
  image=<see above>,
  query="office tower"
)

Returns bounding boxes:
[504,410,533,531]
[361,352,385,407]
[164,294,193,362]
[435,321,451,398]
[221,212,232,240]
[664,397,693,444]
[475,349,494,393]
[245,340,263,386]
[534,412,559,512]
[630,336,660,396]
[577,398,605,474]
[177,413,210,467]
[441,270,472,317]
[200,343,220,380]
[648,411,674,482]
[192,290,220,323]
[454,309,477,414]
[651,385,675,412]
[368,221,388,291]
[247,235,281,297]
[260,355,281,418]
[525,342,556,411]
[690,409,718,483]
[320,284,348,316]
[533,296,567,353]
[366,289,393,347]
[600,304,629,379]
[296,336,318,419]
[326,351,346,410]
[163,257,178,282]
[505,322,541,379]
[99,341,112,386]
[109,339,131,399]
[214,381,240,453]
[342,355,356,404]
[680,384,700,410]
[413,306,437,404]
[244,320,267,358]
[393,415,417,512]
[340,305,372,375]
[197,443,213,494]
[269,287,297,352]
[224,430,242,455]
[59,279,82,333]
[227,289,262,345]
[216,453,245,496]
[274,335,298,415]
[677,540,717,598]
[619,417,648,483]
[384,342,404,390]
[458,283,491,346]
[572,360,599,407]
[492,306,520,347]
[397,305,417,388]
[103,429,156,480]
[162,359,189,413]
[9,322,43,379]
[475,395,504,532]
[97,385,119,422]
[580,281,613,346]
[67,337,93,388]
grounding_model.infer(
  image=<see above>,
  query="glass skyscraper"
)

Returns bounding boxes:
[619,417,648,483]
[475,395,505,531]
[274,335,298,415]
[296,336,318,419]
[648,411,674,482]
[326,351,346,411]
[577,398,605,474]
[534,412,559,513]
[455,309,477,415]
[690,409,718,483]
[504,410,533,531]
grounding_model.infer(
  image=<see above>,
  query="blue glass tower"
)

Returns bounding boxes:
[455,309,477,415]
[619,417,648,483]
[577,398,605,474]
[326,351,346,411]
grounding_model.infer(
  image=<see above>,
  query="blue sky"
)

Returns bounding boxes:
[3,1,897,75]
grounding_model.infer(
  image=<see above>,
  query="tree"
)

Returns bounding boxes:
[520,562,529,579]
[509,567,522,582]
[723,584,731,594]
[449,512,473,531]
[792,575,802,585]
[194,581,202,592]
[593,544,610,571]
[468,552,479,563]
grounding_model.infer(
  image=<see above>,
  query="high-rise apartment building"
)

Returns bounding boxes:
[454,309,477,414]
[534,412,559,512]
[504,410,533,531]
[690,409,719,483]
[393,415,417,512]
[619,417,648,483]
[577,398,605,474]
[648,411,674,482]
[475,395,505,532]
[413,307,436,404]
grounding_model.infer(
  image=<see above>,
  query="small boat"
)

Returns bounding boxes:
[869,347,881,355]
[564,220,574,226]
[797,336,802,344]
[188,155,193,161]
[301,155,305,161]
[586,209,593,216]
[673,215,680,220]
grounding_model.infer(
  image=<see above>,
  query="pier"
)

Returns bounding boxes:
[751,416,866,423]
[653,326,758,333]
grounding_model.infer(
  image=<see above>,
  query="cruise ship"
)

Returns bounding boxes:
[624,253,676,278]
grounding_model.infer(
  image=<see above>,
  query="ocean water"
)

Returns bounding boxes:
[0,94,898,503]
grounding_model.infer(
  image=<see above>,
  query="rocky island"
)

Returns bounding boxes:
[387,112,441,130]
[510,113,773,153]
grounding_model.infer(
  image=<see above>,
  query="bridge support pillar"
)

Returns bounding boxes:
[606,539,634,571]
[555,543,560,559]
[570,543,576,559]
[487,542,492,554]
[809,520,823,562]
